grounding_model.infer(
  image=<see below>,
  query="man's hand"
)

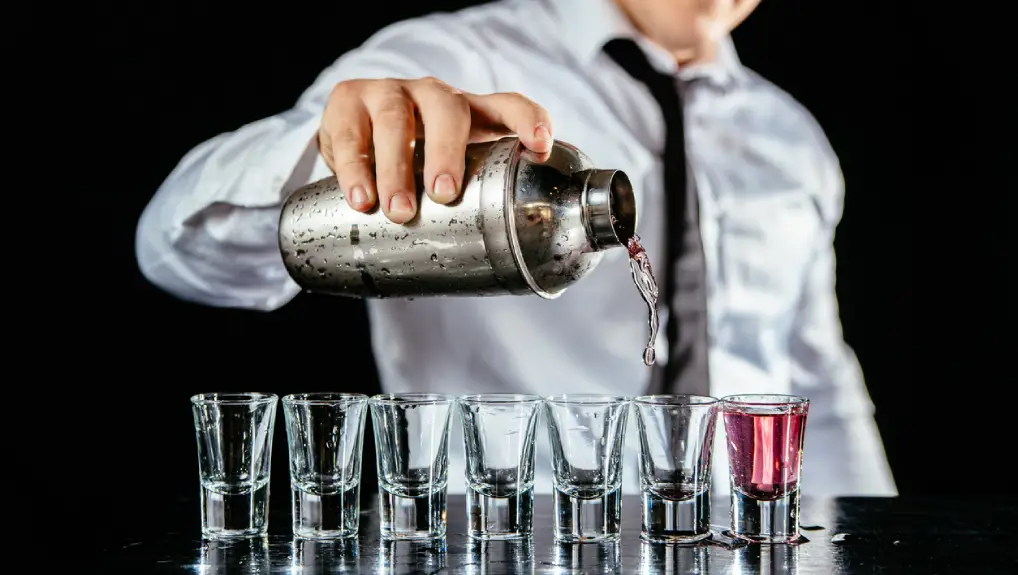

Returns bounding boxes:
[318,77,554,224]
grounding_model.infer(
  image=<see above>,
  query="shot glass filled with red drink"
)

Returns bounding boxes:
[721,394,809,543]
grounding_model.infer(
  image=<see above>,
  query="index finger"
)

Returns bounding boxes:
[463,92,554,155]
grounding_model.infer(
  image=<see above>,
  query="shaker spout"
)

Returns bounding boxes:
[579,169,637,250]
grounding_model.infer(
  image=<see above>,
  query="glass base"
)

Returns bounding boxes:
[379,487,447,540]
[729,487,802,543]
[553,487,622,542]
[200,483,269,539]
[640,489,711,543]
[292,484,360,539]
[467,487,534,540]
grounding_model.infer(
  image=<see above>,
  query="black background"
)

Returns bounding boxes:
[28,0,974,545]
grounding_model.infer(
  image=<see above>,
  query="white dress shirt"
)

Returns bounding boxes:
[136,0,897,496]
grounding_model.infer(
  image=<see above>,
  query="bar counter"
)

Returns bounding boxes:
[85,493,1012,573]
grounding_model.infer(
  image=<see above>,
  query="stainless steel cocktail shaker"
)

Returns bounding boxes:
[278,137,636,299]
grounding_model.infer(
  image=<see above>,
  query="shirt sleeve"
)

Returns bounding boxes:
[788,142,875,419]
[135,15,497,311]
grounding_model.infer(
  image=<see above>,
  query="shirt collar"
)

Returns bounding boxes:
[550,0,746,87]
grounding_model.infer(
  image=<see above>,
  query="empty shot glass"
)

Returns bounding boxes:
[282,393,369,539]
[633,394,719,543]
[721,394,810,543]
[370,393,455,540]
[459,394,543,540]
[544,394,630,542]
[190,392,278,539]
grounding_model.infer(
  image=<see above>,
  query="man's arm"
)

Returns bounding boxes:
[135,16,496,311]
[787,154,875,420]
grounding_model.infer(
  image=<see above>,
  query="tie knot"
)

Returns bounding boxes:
[603,39,667,82]
[603,38,680,108]
[603,38,682,120]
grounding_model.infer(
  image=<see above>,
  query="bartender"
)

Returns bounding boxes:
[135,0,896,497]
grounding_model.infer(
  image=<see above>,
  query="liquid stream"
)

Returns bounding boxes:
[628,235,660,366]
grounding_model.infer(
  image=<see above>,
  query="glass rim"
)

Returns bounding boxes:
[633,394,718,406]
[545,393,628,406]
[458,393,543,404]
[282,392,368,406]
[720,394,809,410]
[369,392,455,405]
[190,392,278,406]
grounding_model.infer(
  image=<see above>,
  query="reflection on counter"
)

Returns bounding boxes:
[199,538,270,574]
[378,538,447,575]
[95,495,1007,574]
[640,541,708,574]
[465,539,535,575]
[731,541,799,575]
[549,541,621,574]
[290,538,359,572]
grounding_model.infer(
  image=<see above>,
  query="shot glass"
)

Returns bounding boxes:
[721,394,810,543]
[459,394,543,540]
[369,393,455,540]
[544,394,630,542]
[282,393,369,539]
[632,394,719,543]
[190,392,278,539]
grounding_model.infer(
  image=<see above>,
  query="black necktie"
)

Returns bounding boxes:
[604,38,711,396]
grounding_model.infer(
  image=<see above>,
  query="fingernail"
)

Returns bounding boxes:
[388,194,414,219]
[534,125,552,147]
[349,186,367,207]
[433,174,457,201]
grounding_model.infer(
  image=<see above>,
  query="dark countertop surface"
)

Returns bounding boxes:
[81,493,1012,573]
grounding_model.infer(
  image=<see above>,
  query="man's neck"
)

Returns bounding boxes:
[674,43,718,68]
[612,0,720,68]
